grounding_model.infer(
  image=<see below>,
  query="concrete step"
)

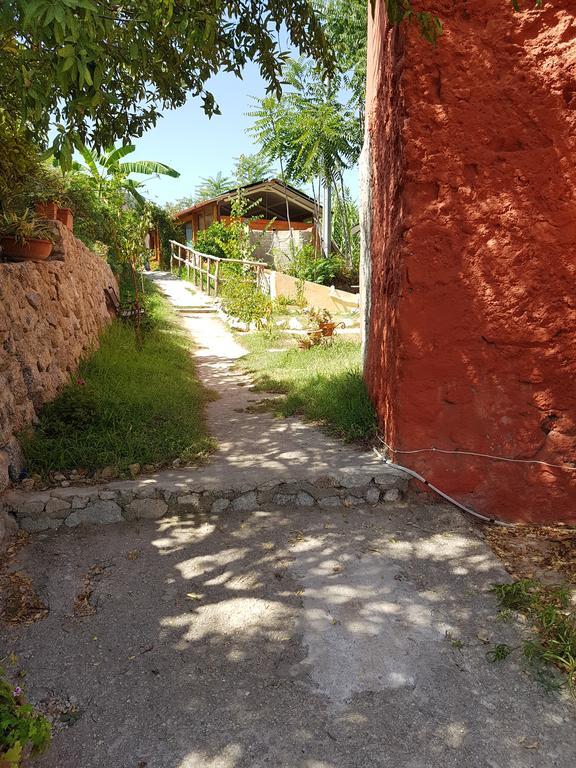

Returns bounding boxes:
[1,465,408,532]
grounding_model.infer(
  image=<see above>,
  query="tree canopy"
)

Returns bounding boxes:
[0,0,332,165]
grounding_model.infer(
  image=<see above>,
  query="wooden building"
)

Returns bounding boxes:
[173,179,321,264]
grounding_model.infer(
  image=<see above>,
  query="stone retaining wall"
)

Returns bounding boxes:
[0,221,117,492]
[1,468,408,533]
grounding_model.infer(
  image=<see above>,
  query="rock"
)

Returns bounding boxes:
[344,495,364,507]
[318,496,341,509]
[273,493,295,506]
[99,490,117,501]
[211,498,231,514]
[66,500,123,526]
[20,478,36,491]
[53,472,66,482]
[0,451,9,490]
[45,498,72,518]
[384,488,401,503]
[177,494,201,510]
[142,464,155,474]
[60,480,70,488]
[25,291,41,310]
[374,473,404,490]
[136,485,156,499]
[100,466,117,480]
[365,487,380,505]
[17,500,46,520]
[128,463,141,478]
[295,492,315,507]
[232,492,257,512]
[0,509,17,549]
[124,498,167,521]
[314,474,339,488]
[172,458,181,468]
[72,496,89,509]
[20,516,62,532]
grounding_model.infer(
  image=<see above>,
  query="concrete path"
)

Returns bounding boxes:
[1,272,575,767]
[2,503,574,767]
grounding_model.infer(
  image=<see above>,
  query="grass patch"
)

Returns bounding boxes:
[236,330,377,442]
[489,579,576,692]
[21,282,214,475]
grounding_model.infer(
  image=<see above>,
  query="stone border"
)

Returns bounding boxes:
[1,471,408,534]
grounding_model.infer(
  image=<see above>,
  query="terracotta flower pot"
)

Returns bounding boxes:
[57,207,73,231]
[35,201,58,219]
[319,321,337,337]
[0,236,53,262]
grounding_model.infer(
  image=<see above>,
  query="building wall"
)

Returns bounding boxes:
[364,0,576,522]
[0,221,117,491]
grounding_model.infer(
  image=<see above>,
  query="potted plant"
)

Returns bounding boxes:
[56,204,73,230]
[34,200,58,219]
[0,210,56,262]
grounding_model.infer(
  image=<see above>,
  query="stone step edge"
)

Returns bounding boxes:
[1,474,409,533]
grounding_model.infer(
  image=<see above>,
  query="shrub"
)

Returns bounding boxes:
[220,271,272,326]
[0,669,51,767]
[196,222,236,258]
[287,242,341,286]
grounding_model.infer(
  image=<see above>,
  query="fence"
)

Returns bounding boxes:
[169,240,268,297]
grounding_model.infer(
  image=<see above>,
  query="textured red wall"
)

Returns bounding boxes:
[365,0,576,523]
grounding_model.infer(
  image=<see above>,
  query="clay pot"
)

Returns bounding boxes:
[35,201,58,219]
[0,236,53,262]
[57,207,73,230]
[319,321,337,337]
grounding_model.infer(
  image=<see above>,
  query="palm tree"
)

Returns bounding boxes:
[74,142,180,204]
[194,172,234,202]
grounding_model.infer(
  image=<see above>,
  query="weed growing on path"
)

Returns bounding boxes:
[489,579,576,692]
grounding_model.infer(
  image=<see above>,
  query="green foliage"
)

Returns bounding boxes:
[194,173,235,202]
[21,284,214,474]
[0,114,44,212]
[150,204,183,270]
[0,669,51,767]
[239,332,377,442]
[490,579,576,691]
[0,209,56,244]
[234,153,275,185]
[1,0,332,165]
[322,0,367,115]
[220,272,273,326]
[72,141,180,204]
[196,222,236,259]
[287,242,339,285]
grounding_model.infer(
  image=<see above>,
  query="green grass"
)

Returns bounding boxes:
[21,283,214,475]
[489,579,576,692]
[237,330,378,442]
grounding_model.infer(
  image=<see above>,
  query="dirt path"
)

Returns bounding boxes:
[147,271,389,483]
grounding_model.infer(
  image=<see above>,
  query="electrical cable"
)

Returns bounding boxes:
[373,448,514,527]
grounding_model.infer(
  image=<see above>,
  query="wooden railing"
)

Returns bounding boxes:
[169,240,269,297]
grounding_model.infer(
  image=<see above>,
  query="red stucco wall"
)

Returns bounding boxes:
[365,0,576,523]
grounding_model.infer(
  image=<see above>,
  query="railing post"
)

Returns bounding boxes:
[178,246,182,278]
[170,243,173,273]
[215,260,220,295]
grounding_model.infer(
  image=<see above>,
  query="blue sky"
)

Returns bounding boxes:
[129,61,359,208]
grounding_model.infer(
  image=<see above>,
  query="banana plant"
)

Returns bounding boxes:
[72,141,180,205]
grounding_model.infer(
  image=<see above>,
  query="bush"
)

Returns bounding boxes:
[0,670,51,767]
[195,221,236,258]
[220,271,272,326]
[287,243,341,286]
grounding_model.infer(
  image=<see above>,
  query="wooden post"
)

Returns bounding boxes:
[170,243,173,272]
[178,245,182,278]
[215,260,220,295]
